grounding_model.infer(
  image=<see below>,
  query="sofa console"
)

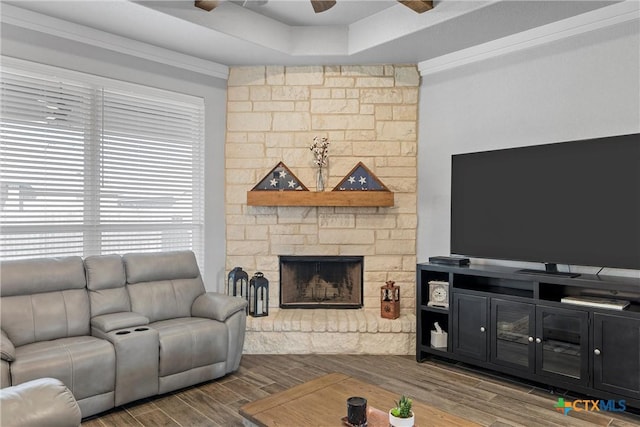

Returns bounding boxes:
[0,251,247,419]
[417,262,640,407]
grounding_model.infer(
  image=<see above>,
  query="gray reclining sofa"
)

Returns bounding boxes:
[0,250,247,418]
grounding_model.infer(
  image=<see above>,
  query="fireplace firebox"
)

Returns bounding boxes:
[279,256,363,309]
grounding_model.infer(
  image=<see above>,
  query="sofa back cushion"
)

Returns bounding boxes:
[124,251,205,323]
[84,254,130,317]
[0,257,90,346]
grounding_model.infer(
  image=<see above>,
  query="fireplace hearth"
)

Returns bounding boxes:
[279,256,363,309]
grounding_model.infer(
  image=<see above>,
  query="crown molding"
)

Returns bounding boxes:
[0,56,206,106]
[0,3,229,80]
[418,1,640,77]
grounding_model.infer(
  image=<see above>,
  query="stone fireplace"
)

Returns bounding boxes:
[280,256,363,309]
[225,64,418,355]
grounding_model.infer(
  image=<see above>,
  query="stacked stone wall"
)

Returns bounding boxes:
[226,65,419,354]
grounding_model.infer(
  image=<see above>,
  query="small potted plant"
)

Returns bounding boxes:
[389,395,414,427]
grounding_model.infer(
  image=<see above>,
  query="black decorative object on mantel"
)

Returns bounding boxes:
[249,272,269,317]
[227,267,249,313]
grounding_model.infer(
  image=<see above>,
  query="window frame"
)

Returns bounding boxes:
[0,57,205,270]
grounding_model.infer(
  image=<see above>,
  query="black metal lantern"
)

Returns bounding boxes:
[249,272,269,317]
[227,267,249,311]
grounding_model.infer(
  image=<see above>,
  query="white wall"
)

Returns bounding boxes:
[417,19,640,276]
[0,24,229,290]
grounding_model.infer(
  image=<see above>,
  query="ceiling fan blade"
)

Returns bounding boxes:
[311,1,337,14]
[195,0,219,12]
[397,0,434,14]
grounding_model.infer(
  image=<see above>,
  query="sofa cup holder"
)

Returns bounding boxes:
[115,327,150,335]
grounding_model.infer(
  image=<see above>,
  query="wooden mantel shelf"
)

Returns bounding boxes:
[247,191,394,207]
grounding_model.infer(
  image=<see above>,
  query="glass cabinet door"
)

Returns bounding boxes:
[535,305,589,385]
[490,299,535,370]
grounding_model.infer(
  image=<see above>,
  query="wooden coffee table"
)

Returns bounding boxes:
[240,372,479,427]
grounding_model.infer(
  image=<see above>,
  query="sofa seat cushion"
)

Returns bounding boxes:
[150,317,228,377]
[12,336,115,401]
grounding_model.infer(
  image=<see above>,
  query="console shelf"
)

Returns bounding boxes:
[416,262,640,407]
[247,191,394,207]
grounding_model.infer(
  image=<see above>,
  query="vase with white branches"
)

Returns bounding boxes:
[310,136,329,191]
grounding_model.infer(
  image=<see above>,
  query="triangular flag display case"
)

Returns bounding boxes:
[250,162,308,191]
[333,162,390,192]
[247,161,394,207]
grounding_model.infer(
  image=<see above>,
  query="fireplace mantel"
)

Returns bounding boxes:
[247,191,394,207]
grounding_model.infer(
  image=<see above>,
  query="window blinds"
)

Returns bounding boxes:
[98,88,204,255]
[0,64,204,269]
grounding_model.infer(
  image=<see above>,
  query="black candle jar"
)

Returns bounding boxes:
[347,396,367,426]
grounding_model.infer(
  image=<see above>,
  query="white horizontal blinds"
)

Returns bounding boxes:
[98,89,204,261]
[0,62,205,270]
[0,70,96,258]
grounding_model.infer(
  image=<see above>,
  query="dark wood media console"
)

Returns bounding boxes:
[417,262,640,407]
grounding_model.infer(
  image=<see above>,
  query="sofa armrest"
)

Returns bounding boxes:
[91,312,149,333]
[0,377,81,427]
[192,292,247,322]
[0,329,15,362]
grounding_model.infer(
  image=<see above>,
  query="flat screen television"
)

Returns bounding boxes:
[450,133,640,274]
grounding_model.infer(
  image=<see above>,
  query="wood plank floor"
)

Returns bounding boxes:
[81,355,640,427]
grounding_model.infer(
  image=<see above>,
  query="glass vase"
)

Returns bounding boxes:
[316,167,325,192]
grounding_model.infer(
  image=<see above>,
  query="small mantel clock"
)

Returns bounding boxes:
[427,280,449,308]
